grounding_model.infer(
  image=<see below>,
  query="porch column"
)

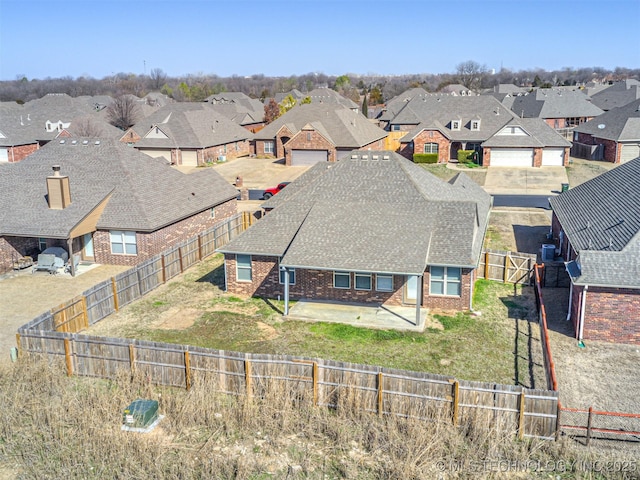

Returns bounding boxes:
[66,238,76,277]
[415,274,423,327]
[283,267,290,316]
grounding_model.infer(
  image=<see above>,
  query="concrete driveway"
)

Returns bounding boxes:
[483,167,569,195]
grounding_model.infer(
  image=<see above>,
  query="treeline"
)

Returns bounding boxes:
[1,65,638,105]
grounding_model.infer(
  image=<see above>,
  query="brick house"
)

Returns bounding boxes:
[218,150,491,325]
[392,94,571,167]
[571,98,640,164]
[253,103,388,166]
[121,103,252,166]
[0,138,239,275]
[549,157,640,344]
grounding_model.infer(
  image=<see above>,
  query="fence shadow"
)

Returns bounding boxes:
[513,225,549,256]
[196,262,225,288]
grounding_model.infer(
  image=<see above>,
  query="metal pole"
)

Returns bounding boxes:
[415,275,422,327]
[283,268,290,315]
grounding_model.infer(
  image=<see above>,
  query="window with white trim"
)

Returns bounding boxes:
[110,231,137,255]
[451,120,460,130]
[424,143,439,154]
[210,207,216,218]
[391,125,401,131]
[429,266,461,296]
[471,120,481,130]
[236,254,252,282]
[354,272,371,290]
[278,260,295,285]
[264,141,274,154]
[333,271,350,289]
[376,274,393,292]
[38,238,47,251]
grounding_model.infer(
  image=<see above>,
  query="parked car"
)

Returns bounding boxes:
[262,182,290,199]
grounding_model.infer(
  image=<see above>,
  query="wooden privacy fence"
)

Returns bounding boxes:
[533,264,558,392]
[478,249,536,285]
[15,330,559,441]
[21,212,254,332]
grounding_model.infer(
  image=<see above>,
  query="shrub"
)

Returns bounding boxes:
[457,149,476,162]
[413,153,438,164]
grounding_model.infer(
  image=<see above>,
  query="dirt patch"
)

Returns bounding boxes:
[151,307,200,330]
[256,321,278,340]
[485,209,552,255]
[566,157,617,187]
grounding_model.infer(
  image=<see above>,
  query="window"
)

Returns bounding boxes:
[333,271,350,289]
[38,238,47,251]
[264,141,274,154]
[355,272,371,290]
[110,231,137,255]
[376,274,393,292]
[279,259,295,285]
[391,125,401,131]
[306,131,312,141]
[451,120,460,130]
[471,120,480,131]
[210,207,216,218]
[236,254,252,282]
[424,143,439,154]
[429,266,461,296]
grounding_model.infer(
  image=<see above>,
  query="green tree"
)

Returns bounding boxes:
[334,75,350,90]
[369,86,383,105]
[362,94,368,117]
[300,96,311,105]
[278,94,297,115]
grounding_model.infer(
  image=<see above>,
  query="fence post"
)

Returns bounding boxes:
[312,361,318,407]
[82,296,89,330]
[197,235,203,261]
[111,277,119,312]
[15,333,20,357]
[245,358,252,399]
[504,252,510,283]
[184,351,192,391]
[178,247,184,273]
[518,389,526,440]
[586,406,593,446]
[555,402,562,441]
[129,343,135,373]
[452,380,460,426]
[63,337,73,377]
[377,372,384,416]
[484,251,490,279]
[161,255,166,283]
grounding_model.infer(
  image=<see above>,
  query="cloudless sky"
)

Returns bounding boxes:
[0,0,638,81]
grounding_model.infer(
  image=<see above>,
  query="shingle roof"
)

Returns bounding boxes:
[549,158,640,287]
[219,151,491,274]
[482,118,572,148]
[510,88,604,119]
[0,138,239,238]
[253,103,387,148]
[573,99,640,142]
[590,81,640,111]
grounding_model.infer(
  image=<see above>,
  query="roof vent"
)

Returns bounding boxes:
[597,124,605,129]
[94,140,101,145]
[361,155,368,160]
[71,140,78,145]
[372,155,379,160]
[382,155,390,160]
[59,140,65,144]
[82,140,89,145]
[351,154,358,159]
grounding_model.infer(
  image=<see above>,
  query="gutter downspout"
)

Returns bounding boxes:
[469,270,474,311]
[415,274,422,328]
[67,238,75,277]
[566,282,573,321]
[283,268,290,316]
[578,285,588,342]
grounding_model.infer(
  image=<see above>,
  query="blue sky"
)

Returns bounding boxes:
[1,0,638,81]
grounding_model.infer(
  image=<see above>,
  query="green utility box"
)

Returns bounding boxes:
[123,399,159,429]
[561,183,569,192]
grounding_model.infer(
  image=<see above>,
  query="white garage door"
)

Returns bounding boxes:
[0,148,8,162]
[181,150,198,166]
[490,149,534,167]
[139,149,172,162]
[541,148,565,166]
[291,149,328,166]
[620,144,640,163]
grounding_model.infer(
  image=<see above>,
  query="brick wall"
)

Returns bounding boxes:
[0,237,40,273]
[574,133,619,163]
[406,130,451,164]
[200,141,250,164]
[283,129,335,166]
[583,287,640,344]
[254,139,276,158]
[276,126,294,159]
[91,198,237,268]
[483,147,493,166]
[119,129,141,144]
[224,254,474,311]
[5,143,40,162]
[532,148,543,167]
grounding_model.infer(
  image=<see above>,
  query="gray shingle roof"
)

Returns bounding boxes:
[253,103,387,148]
[549,157,640,287]
[482,118,572,148]
[590,81,640,111]
[219,151,491,274]
[573,99,640,141]
[0,138,239,238]
[510,88,604,119]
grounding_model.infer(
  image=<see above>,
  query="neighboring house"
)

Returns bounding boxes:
[482,84,528,110]
[375,87,429,130]
[571,98,640,163]
[393,95,571,167]
[204,92,266,132]
[509,88,604,136]
[0,93,119,163]
[305,88,359,111]
[121,103,252,165]
[0,138,239,275]
[253,103,387,166]
[589,80,640,111]
[218,150,491,324]
[439,84,476,96]
[549,157,640,344]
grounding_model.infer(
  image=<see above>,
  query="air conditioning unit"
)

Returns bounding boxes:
[122,399,161,432]
[541,244,556,262]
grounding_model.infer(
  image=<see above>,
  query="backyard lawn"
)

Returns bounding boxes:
[86,254,545,387]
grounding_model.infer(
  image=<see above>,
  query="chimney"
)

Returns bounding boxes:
[46,165,72,209]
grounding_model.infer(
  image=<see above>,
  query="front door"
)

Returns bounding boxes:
[404,275,418,304]
[83,233,94,261]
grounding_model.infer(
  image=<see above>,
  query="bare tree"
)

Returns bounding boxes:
[264,98,280,124]
[71,117,105,137]
[149,68,167,90]
[455,60,488,92]
[106,95,140,130]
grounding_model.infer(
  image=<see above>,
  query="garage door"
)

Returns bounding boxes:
[0,148,8,162]
[541,148,565,166]
[181,150,198,166]
[490,148,534,167]
[291,149,328,166]
[620,144,640,163]
[140,149,172,162]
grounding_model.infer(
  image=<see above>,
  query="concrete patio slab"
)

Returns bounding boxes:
[483,166,569,195]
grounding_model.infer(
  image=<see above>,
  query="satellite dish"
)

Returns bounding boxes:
[598,124,605,129]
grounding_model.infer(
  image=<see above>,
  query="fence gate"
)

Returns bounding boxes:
[505,254,534,284]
